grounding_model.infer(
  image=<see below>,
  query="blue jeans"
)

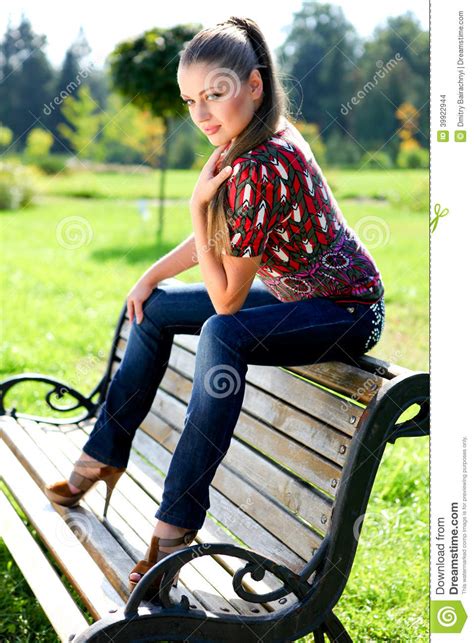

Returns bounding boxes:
[82,278,385,530]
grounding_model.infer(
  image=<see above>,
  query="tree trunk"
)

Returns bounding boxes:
[157,116,171,240]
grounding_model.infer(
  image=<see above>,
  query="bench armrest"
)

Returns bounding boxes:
[125,542,314,616]
[0,373,103,425]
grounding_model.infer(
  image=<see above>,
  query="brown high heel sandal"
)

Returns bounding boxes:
[44,455,126,519]
[128,529,198,601]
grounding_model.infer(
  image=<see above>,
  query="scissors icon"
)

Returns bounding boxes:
[430,203,449,233]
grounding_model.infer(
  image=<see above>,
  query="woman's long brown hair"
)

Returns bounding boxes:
[178,16,291,259]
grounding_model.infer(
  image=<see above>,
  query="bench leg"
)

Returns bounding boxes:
[318,610,353,642]
[312,625,326,642]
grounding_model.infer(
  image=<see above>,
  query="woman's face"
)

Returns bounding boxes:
[178,63,264,146]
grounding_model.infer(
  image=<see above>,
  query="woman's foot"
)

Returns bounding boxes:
[44,451,126,519]
[68,451,107,493]
[129,520,198,594]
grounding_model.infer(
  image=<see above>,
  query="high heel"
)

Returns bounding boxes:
[44,456,126,518]
[128,529,198,601]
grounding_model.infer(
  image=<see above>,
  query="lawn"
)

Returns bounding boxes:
[0,167,429,641]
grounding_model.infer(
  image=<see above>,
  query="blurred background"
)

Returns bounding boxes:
[0,2,430,641]
[0,1,428,176]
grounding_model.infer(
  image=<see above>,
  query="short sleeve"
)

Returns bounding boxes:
[224,159,276,257]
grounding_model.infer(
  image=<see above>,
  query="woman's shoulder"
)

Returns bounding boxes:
[238,119,316,173]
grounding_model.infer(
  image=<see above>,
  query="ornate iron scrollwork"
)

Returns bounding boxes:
[125,542,319,617]
[0,373,103,425]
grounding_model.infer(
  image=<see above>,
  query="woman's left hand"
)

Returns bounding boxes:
[190,144,233,210]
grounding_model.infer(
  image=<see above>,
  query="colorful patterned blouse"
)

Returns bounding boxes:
[219,119,385,304]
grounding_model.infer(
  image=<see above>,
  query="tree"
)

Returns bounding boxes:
[275,2,360,134]
[0,124,13,152]
[50,27,93,153]
[108,23,200,238]
[57,85,102,159]
[350,13,429,153]
[0,16,55,149]
[24,128,54,157]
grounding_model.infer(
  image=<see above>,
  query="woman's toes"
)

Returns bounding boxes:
[129,572,142,583]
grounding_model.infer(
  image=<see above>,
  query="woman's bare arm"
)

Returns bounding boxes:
[141,233,198,285]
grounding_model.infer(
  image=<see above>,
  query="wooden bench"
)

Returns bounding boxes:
[0,277,429,642]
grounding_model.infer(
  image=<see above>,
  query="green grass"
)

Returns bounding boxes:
[0,168,429,641]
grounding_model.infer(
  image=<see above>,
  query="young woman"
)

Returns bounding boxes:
[45,16,385,600]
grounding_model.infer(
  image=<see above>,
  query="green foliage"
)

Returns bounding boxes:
[0,161,39,210]
[167,118,202,169]
[25,154,71,176]
[396,147,429,169]
[57,85,102,159]
[276,2,360,134]
[98,93,150,164]
[293,121,327,165]
[324,129,363,166]
[0,124,13,149]
[348,13,429,150]
[25,128,54,157]
[359,150,393,169]
[108,24,200,119]
[0,17,56,151]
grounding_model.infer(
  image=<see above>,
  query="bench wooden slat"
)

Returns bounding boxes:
[84,418,305,596]
[13,418,138,597]
[144,361,345,498]
[61,425,272,617]
[72,419,300,612]
[137,383,334,530]
[0,489,90,642]
[286,361,384,404]
[134,400,326,560]
[0,431,124,620]
[161,360,351,467]
[114,342,348,522]
[120,324,365,436]
[79,420,302,610]
[110,339,335,564]
[113,353,350,483]
[23,415,284,617]
[12,423,227,611]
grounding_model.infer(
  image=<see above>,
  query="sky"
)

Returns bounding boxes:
[1,0,429,70]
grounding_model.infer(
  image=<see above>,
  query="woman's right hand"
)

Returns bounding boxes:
[126,276,155,325]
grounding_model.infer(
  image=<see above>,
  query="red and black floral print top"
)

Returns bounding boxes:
[219,119,385,304]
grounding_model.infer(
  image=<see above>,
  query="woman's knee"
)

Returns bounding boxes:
[199,314,243,355]
[140,286,177,328]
